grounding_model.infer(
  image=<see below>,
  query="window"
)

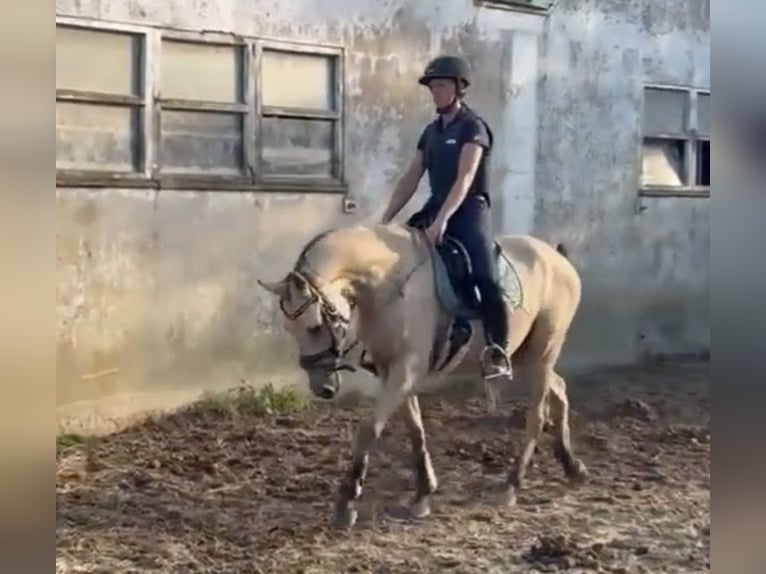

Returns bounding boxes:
[259,45,341,181]
[158,36,249,180]
[640,86,710,195]
[696,93,710,186]
[56,24,146,179]
[55,18,346,192]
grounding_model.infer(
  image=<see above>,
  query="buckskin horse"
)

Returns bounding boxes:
[258,222,589,528]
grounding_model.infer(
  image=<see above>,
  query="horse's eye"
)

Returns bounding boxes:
[307,325,322,336]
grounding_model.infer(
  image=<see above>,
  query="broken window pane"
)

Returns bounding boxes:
[56,25,141,95]
[161,40,243,103]
[262,50,335,110]
[261,117,334,177]
[641,138,686,187]
[643,87,688,137]
[697,93,710,137]
[696,140,710,186]
[160,111,244,175]
[56,102,140,172]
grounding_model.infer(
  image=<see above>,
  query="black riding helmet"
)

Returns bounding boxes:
[418,55,471,92]
[418,55,471,114]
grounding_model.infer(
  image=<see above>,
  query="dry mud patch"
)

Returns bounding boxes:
[57,362,709,573]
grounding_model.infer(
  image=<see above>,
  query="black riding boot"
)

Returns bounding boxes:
[476,277,513,380]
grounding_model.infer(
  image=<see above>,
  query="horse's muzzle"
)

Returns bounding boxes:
[309,370,341,400]
[299,349,356,373]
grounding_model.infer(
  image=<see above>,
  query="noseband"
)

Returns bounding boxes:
[279,271,359,374]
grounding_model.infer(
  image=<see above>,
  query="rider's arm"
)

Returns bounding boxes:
[381,127,429,224]
[434,118,490,225]
[380,150,426,224]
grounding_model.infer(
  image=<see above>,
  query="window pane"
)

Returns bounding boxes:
[160,111,244,175]
[56,25,141,96]
[56,102,139,172]
[696,140,710,186]
[262,50,334,110]
[697,93,710,136]
[643,88,688,136]
[161,40,243,103]
[261,117,334,177]
[641,138,686,187]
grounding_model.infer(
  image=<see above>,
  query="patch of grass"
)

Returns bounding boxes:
[57,432,85,455]
[194,382,313,417]
[332,388,376,409]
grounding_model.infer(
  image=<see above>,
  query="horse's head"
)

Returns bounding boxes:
[258,271,356,400]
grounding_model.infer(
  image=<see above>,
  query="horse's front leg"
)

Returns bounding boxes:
[332,358,415,529]
[401,394,438,518]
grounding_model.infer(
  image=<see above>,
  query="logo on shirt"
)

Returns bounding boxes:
[446,138,457,145]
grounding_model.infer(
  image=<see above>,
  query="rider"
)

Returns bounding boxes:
[380,54,512,381]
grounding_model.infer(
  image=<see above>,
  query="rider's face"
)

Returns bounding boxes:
[428,78,457,109]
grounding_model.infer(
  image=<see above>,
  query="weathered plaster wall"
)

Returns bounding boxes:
[535,0,709,370]
[56,0,547,431]
[56,0,709,431]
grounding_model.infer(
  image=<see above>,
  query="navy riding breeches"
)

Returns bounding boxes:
[407,195,509,349]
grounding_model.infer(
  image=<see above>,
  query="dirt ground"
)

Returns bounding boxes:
[56,362,709,574]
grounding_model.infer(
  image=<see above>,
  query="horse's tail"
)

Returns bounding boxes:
[554,242,569,259]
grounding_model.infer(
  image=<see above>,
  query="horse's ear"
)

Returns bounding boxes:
[257,278,288,297]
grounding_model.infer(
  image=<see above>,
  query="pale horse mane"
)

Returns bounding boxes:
[292,222,427,293]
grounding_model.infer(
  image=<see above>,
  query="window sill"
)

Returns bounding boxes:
[639,186,710,198]
[56,171,348,194]
[473,0,552,15]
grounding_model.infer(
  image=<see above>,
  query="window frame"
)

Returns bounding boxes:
[155,30,253,189]
[639,83,710,198]
[255,38,346,192]
[56,17,153,187]
[55,17,347,194]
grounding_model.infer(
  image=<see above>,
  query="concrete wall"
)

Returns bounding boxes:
[534,0,710,370]
[56,0,709,431]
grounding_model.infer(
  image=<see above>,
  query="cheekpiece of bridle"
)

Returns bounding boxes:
[279,271,359,374]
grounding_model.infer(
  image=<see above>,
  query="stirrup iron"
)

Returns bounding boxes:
[480,343,513,380]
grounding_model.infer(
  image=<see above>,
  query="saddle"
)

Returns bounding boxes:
[432,235,504,315]
[357,219,522,377]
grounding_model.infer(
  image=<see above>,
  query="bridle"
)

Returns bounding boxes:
[279,270,360,374]
[278,228,431,376]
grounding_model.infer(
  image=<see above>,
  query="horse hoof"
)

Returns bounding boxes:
[332,505,358,529]
[569,459,590,486]
[410,496,432,519]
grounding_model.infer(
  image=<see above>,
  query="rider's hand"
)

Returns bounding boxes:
[425,217,447,246]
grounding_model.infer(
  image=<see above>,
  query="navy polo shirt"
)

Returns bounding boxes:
[416,106,493,207]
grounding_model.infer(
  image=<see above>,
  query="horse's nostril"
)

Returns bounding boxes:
[319,386,335,400]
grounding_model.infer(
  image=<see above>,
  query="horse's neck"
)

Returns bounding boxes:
[302,224,420,304]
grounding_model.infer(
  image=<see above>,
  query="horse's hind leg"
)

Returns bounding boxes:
[401,394,438,518]
[503,363,549,506]
[506,368,588,492]
[549,372,589,485]
[501,315,574,506]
